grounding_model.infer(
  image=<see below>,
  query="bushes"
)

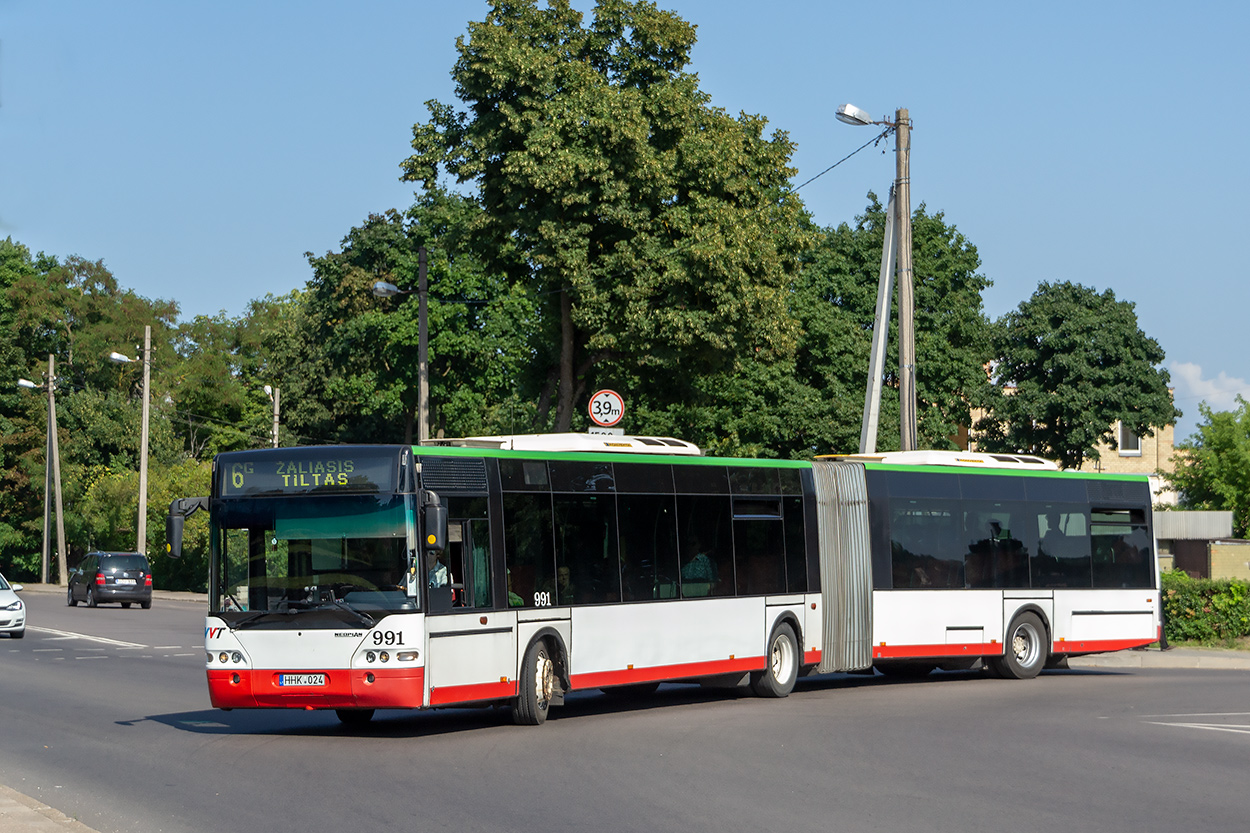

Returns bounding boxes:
[1161,570,1250,645]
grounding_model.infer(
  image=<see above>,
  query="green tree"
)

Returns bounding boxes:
[1168,398,1250,537]
[976,281,1179,469]
[403,0,811,432]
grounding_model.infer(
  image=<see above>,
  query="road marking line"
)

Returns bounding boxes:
[153,645,181,649]
[1147,721,1250,735]
[28,626,148,649]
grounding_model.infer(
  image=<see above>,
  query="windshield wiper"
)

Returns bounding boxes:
[325,599,376,628]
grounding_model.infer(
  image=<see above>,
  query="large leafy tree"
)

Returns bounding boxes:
[303,194,540,444]
[1168,398,1250,537]
[402,0,811,431]
[976,281,1179,469]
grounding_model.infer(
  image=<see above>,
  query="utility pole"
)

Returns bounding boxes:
[271,386,280,447]
[137,325,151,555]
[894,108,917,452]
[418,246,430,443]
[42,355,67,584]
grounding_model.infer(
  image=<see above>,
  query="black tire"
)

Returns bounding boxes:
[122,602,131,609]
[67,585,77,607]
[11,630,24,639]
[335,708,375,726]
[141,601,151,610]
[601,682,660,698]
[86,587,98,608]
[876,662,936,679]
[989,611,1048,679]
[751,622,799,698]
[513,640,555,725]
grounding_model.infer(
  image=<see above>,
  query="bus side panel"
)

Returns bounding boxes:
[567,597,765,689]
[1051,589,1158,654]
[871,589,1004,659]
[426,610,518,706]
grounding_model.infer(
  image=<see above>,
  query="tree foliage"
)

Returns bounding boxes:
[402,0,812,431]
[976,281,1179,469]
[1168,398,1250,537]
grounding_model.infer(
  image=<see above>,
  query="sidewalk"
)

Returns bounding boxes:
[1067,643,1250,670]
[16,583,208,603]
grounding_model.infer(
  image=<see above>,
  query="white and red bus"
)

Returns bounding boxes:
[166,435,1159,726]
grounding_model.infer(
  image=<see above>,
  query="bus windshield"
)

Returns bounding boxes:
[210,493,416,620]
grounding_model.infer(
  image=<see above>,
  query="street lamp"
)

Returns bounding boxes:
[371,245,430,444]
[838,103,917,453]
[263,384,280,448]
[17,356,67,585]
[109,325,151,555]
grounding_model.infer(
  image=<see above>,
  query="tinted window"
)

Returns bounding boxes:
[673,465,730,494]
[614,463,674,494]
[890,499,965,588]
[499,459,550,491]
[783,496,808,592]
[1031,505,1091,588]
[550,461,615,493]
[618,495,680,601]
[1091,508,1153,588]
[100,555,150,572]
[676,495,733,596]
[553,494,620,604]
[959,474,1025,501]
[1025,476,1088,503]
[885,471,959,499]
[779,468,804,495]
[962,501,1032,588]
[502,493,555,607]
[734,514,785,595]
[729,467,780,495]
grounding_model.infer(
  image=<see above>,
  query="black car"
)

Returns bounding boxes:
[67,552,153,609]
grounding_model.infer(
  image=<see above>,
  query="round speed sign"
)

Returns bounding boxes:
[588,389,625,427]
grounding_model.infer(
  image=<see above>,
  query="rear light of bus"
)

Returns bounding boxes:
[95,573,105,585]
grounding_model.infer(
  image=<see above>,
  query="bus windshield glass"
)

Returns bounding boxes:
[210,493,415,620]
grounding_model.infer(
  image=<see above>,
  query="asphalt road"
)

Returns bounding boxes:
[4,588,1250,833]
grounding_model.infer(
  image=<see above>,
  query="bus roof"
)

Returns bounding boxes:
[421,433,703,456]
[820,449,1061,471]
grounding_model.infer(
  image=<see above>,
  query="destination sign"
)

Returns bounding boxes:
[217,447,403,497]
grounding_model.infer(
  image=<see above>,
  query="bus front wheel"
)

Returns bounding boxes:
[751,622,799,698]
[513,640,555,725]
[989,612,1047,680]
[336,709,375,727]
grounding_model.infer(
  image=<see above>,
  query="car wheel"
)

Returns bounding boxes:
[67,585,78,607]
[87,587,98,608]
[11,630,23,639]
[141,601,151,610]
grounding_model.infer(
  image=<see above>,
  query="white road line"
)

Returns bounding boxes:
[32,648,64,652]
[1147,721,1250,736]
[153,645,182,649]
[28,626,148,649]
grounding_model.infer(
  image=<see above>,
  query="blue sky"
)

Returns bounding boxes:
[3,1,1247,440]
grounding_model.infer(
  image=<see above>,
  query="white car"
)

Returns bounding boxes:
[0,573,25,638]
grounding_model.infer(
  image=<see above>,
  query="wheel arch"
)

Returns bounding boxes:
[1005,603,1052,650]
[522,626,570,689]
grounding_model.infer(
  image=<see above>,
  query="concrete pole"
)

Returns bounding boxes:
[137,325,151,555]
[859,186,897,454]
[41,357,52,585]
[418,246,430,444]
[894,108,917,452]
[271,386,280,448]
[48,355,67,584]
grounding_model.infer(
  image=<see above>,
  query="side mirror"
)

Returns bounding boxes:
[166,513,185,559]
[424,503,448,552]
[166,496,209,559]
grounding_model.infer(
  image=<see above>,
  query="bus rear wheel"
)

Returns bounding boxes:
[989,612,1047,680]
[513,640,555,725]
[751,622,799,698]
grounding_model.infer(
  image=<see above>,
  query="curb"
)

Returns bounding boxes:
[0,783,100,833]
[16,583,208,604]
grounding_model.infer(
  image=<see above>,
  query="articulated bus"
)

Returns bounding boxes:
[165,434,1159,726]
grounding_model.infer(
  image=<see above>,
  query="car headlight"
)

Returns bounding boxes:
[2,600,21,611]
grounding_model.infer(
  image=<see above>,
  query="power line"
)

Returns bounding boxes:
[793,127,893,192]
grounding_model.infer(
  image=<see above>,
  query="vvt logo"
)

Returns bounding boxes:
[205,626,225,639]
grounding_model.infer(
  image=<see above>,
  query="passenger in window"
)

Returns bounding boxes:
[680,549,718,596]
[427,552,450,588]
[506,569,524,607]
[540,566,575,602]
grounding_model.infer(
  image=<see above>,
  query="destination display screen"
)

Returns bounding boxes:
[217,446,403,497]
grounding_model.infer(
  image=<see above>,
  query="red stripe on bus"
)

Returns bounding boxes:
[429,680,517,706]
[570,655,765,690]
[1052,637,1155,655]
[207,667,425,710]
[804,649,822,665]
[873,643,1003,659]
